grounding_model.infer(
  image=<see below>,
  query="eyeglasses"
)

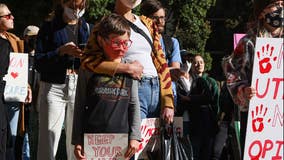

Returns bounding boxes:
[108,38,132,49]
[0,13,13,20]
[151,16,166,22]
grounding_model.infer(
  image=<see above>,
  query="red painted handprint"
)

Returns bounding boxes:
[251,104,268,132]
[257,44,277,74]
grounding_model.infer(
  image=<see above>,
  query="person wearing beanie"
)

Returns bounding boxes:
[222,0,283,158]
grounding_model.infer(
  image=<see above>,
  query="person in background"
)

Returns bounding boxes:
[222,0,283,156]
[72,13,141,160]
[0,3,32,160]
[22,25,40,160]
[211,82,241,160]
[178,54,219,160]
[175,50,193,135]
[140,0,182,106]
[81,0,174,124]
[35,0,91,159]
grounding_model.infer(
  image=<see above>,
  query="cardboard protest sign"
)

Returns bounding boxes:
[84,133,128,160]
[244,38,283,160]
[234,33,246,49]
[3,52,28,102]
[135,117,183,160]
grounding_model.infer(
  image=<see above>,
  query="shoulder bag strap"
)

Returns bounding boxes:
[126,20,154,51]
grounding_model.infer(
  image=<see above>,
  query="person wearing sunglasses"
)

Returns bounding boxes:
[0,3,33,160]
[222,0,283,157]
[72,13,141,160]
[34,0,92,159]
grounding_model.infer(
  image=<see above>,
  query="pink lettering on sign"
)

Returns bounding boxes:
[87,135,115,145]
[248,139,284,160]
[92,146,122,158]
[9,57,24,68]
[271,105,283,128]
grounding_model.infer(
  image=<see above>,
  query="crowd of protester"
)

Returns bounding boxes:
[0,0,283,160]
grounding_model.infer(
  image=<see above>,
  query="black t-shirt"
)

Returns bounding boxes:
[84,74,133,134]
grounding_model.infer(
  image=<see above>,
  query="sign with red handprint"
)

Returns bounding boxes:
[3,52,28,102]
[134,117,183,160]
[244,38,283,160]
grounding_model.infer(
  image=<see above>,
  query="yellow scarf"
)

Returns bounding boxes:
[81,15,174,109]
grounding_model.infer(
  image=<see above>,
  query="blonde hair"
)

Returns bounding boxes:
[0,3,8,15]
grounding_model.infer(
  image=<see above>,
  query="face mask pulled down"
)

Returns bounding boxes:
[64,6,85,20]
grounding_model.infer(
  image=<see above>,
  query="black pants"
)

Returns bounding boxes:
[240,111,248,159]
[190,109,215,160]
[0,96,8,160]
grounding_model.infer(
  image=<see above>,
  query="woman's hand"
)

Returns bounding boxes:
[124,140,140,160]
[58,42,83,58]
[243,86,256,100]
[128,60,144,80]
[74,144,86,160]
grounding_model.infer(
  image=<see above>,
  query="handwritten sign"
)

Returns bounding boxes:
[234,33,246,49]
[135,117,183,160]
[3,52,28,102]
[84,133,128,160]
[244,38,283,160]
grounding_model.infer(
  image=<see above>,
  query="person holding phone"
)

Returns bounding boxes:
[35,0,91,159]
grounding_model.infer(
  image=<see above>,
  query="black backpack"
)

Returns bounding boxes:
[162,34,174,60]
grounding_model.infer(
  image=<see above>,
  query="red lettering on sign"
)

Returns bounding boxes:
[248,139,284,160]
[256,78,284,99]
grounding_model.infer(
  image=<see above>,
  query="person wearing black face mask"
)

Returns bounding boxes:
[222,0,283,158]
[265,6,284,28]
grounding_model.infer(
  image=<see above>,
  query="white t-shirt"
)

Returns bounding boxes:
[124,15,158,77]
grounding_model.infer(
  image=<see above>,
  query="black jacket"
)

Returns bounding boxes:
[0,38,12,155]
[35,16,91,84]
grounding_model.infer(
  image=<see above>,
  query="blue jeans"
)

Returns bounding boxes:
[172,81,177,107]
[5,102,20,160]
[139,76,160,120]
[22,133,30,160]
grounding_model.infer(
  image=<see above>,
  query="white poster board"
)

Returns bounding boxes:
[84,133,128,160]
[135,117,183,160]
[3,52,28,102]
[243,38,283,160]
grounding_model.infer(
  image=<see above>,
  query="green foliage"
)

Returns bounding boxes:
[87,0,114,23]
[161,0,216,71]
